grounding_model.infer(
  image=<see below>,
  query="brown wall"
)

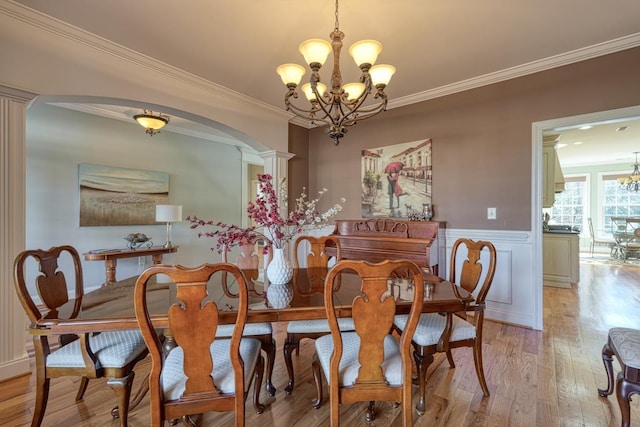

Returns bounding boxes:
[299,47,640,231]
[288,123,310,211]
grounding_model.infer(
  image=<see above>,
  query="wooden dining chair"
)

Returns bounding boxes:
[134,263,265,426]
[283,235,354,395]
[221,244,276,396]
[598,327,640,427]
[393,238,496,415]
[13,245,149,427]
[311,259,424,426]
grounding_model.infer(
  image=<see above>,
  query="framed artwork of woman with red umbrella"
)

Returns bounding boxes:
[361,139,432,218]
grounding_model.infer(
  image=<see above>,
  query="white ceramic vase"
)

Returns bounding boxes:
[266,282,294,309]
[266,247,293,285]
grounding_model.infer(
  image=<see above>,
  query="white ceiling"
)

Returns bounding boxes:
[12,0,640,165]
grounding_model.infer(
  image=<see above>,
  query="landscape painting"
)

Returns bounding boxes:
[361,139,432,218]
[79,163,169,226]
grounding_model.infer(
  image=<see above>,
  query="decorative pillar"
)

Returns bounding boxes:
[259,150,295,212]
[0,85,36,381]
[258,150,295,269]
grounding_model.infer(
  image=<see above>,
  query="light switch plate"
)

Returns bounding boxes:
[487,207,497,220]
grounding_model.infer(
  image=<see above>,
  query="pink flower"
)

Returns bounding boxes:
[188,173,343,253]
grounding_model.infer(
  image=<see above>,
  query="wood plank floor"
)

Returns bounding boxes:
[2,255,640,426]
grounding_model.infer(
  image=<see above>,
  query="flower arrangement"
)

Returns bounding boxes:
[187,173,344,254]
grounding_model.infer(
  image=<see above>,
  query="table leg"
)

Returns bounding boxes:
[152,254,163,264]
[104,259,117,286]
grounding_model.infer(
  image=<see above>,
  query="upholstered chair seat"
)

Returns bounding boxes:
[46,330,147,369]
[162,338,262,400]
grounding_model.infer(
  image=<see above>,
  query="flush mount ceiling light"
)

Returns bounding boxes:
[618,151,640,192]
[276,0,395,145]
[133,110,170,136]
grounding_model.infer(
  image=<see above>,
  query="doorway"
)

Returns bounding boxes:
[532,105,640,329]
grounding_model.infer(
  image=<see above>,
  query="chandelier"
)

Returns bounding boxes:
[618,152,640,192]
[133,110,170,136]
[276,0,395,145]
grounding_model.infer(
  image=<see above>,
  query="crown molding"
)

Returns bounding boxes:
[0,0,291,121]
[389,32,640,110]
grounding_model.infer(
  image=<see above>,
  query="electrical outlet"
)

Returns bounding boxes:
[487,207,497,220]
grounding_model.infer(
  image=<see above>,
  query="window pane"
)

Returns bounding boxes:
[602,178,640,231]
[548,181,584,229]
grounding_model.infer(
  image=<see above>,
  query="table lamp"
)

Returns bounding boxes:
[155,204,182,248]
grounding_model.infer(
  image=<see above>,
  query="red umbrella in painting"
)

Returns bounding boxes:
[384,161,405,174]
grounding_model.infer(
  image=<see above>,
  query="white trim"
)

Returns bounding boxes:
[390,33,640,109]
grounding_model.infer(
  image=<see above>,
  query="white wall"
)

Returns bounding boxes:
[26,102,248,293]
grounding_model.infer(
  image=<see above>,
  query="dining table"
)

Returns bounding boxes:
[34,266,475,416]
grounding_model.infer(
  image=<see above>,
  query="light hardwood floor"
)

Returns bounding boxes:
[2,256,640,426]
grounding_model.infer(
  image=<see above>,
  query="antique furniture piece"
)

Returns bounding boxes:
[221,245,276,396]
[83,246,178,286]
[598,327,640,427]
[393,238,497,415]
[311,259,424,426]
[284,235,354,395]
[13,245,149,427]
[587,217,615,257]
[134,263,265,426]
[325,219,444,275]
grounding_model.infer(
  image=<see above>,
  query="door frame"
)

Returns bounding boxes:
[531,105,640,330]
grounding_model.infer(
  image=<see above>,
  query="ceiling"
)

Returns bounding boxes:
[12,0,640,165]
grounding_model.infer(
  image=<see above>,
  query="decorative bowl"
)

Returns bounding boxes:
[125,233,153,250]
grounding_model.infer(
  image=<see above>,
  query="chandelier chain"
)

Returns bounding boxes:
[334,0,340,31]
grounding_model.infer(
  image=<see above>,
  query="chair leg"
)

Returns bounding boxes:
[413,347,434,416]
[616,374,632,427]
[311,353,323,409]
[75,376,90,402]
[253,355,266,414]
[263,337,276,396]
[598,341,615,397]
[445,350,455,368]
[284,338,299,395]
[365,401,376,422]
[472,340,490,396]
[32,373,50,427]
[107,372,135,427]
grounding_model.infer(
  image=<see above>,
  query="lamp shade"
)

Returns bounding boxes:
[370,64,396,87]
[349,40,382,67]
[298,39,332,66]
[342,82,366,101]
[301,82,328,101]
[276,63,306,86]
[155,205,182,222]
[134,114,168,131]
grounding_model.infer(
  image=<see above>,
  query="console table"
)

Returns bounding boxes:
[83,246,178,286]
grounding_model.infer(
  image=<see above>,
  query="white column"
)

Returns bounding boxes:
[0,85,36,381]
[258,150,294,268]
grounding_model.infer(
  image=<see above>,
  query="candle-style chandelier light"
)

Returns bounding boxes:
[618,152,640,192]
[276,0,395,145]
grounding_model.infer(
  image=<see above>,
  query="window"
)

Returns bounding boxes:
[546,177,586,230]
[602,174,640,232]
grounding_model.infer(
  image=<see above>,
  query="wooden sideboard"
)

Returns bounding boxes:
[83,246,178,286]
[325,219,445,275]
